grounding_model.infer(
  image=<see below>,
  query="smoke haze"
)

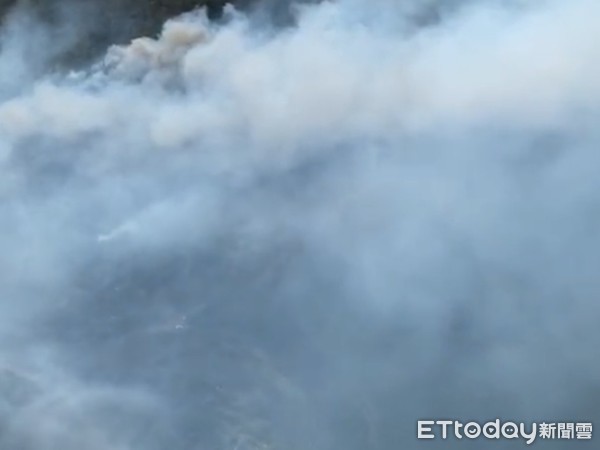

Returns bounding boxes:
[0,0,599,448]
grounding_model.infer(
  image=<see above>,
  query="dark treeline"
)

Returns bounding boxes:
[0,0,310,33]
[0,0,316,65]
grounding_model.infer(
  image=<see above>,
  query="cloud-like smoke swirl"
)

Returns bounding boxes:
[0,1,599,449]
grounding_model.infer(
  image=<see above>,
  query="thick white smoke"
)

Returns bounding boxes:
[1,0,599,449]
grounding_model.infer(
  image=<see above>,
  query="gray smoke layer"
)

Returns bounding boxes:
[1,0,599,449]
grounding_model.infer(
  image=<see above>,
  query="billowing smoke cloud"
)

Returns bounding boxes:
[1,0,599,449]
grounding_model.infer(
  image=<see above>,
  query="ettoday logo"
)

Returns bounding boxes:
[417,420,593,444]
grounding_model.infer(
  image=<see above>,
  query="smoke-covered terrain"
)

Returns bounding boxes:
[0,0,599,449]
